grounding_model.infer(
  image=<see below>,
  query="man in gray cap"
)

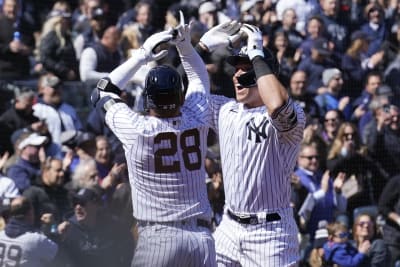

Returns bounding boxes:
[314,68,352,120]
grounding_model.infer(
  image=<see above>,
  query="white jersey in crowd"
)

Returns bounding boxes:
[0,175,19,199]
[210,96,306,213]
[105,54,212,223]
[0,230,58,267]
[33,102,83,145]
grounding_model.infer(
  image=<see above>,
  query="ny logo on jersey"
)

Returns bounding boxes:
[246,116,269,143]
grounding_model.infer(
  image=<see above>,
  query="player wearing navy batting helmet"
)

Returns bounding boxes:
[143,65,183,113]
[198,23,306,266]
[91,12,242,267]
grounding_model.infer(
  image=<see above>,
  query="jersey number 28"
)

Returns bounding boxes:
[154,128,201,173]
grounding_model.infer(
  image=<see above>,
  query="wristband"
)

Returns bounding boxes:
[396,217,400,227]
[97,77,122,95]
[252,56,273,80]
[247,49,264,61]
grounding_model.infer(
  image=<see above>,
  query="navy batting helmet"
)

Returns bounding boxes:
[143,65,183,111]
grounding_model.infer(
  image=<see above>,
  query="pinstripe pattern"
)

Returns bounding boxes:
[133,222,216,267]
[210,97,305,213]
[102,36,216,265]
[214,209,299,267]
[103,47,216,265]
[210,96,305,266]
[106,102,212,222]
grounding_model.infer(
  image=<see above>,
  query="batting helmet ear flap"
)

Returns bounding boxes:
[142,89,149,112]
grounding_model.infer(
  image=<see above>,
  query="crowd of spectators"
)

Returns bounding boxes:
[0,0,400,266]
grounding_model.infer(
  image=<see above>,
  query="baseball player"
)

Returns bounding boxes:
[91,13,241,267]
[201,24,306,266]
[0,196,58,267]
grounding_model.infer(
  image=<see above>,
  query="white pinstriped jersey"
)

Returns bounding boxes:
[106,104,212,222]
[105,72,212,223]
[210,96,305,213]
[0,230,58,267]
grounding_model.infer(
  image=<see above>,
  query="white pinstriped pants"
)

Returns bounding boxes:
[213,208,299,267]
[132,222,216,267]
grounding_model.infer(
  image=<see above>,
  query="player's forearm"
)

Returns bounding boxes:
[252,56,288,114]
[257,75,288,113]
[180,48,210,94]
[108,49,146,89]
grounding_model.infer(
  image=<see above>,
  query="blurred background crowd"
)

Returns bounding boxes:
[1,0,400,266]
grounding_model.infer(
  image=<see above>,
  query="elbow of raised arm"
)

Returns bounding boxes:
[269,99,286,113]
[265,92,288,115]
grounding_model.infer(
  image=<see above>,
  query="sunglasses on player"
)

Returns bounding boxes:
[237,70,257,88]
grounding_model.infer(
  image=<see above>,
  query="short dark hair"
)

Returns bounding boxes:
[365,71,382,86]
[10,197,32,219]
[307,15,324,25]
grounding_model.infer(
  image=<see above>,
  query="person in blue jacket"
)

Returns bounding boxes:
[323,221,370,267]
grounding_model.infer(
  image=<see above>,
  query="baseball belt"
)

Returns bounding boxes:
[227,209,281,225]
[138,219,211,229]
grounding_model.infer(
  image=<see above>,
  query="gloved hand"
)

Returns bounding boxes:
[137,30,174,62]
[171,11,192,55]
[199,20,242,52]
[241,24,264,60]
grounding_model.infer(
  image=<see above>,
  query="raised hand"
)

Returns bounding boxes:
[199,20,242,52]
[358,240,371,254]
[333,172,346,192]
[140,30,174,62]
[240,24,264,60]
[171,11,193,54]
[321,170,330,193]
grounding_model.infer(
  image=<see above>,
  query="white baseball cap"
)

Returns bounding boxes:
[241,0,255,13]
[18,133,48,150]
[199,2,217,15]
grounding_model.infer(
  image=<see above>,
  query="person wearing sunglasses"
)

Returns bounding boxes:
[200,22,305,266]
[327,122,386,216]
[57,187,134,267]
[324,221,370,266]
[365,103,400,178]
[321,109,344,148]
[295,143,346,264]
[350,213,390,266]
